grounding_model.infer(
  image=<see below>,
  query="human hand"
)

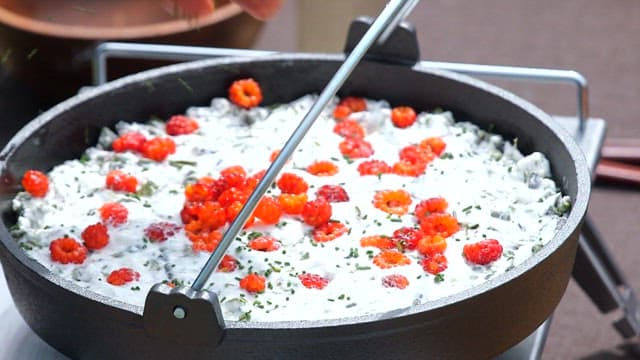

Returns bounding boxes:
[232,0,283,20]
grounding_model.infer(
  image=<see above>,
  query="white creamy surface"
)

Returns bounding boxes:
[11,95,570,322]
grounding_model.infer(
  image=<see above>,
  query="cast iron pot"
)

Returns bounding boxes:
[0,43,590,359]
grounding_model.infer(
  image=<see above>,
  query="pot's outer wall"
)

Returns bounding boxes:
[0,56,590,359]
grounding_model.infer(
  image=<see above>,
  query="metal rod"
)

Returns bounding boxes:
[191,0,419,290]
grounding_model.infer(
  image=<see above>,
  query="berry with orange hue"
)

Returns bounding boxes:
[141,137,176,161]
[357,159,392,176]
[392,160,427,177]
[217,254,238,272]
[144,222,181,242]
[339,138,373,159]
[112,131,146,153]
[373,250,411,269]
[99,202,128,227]
[81,223,109,250]
[399,144,435,165]
[254,196,282,225]
[189,201,227,230]
[277,193,308,215]
[229,78,263,109]
[333,96,367,120]
[315,185,349,203]
[166,115,199,136]
[184,176,223,202]
[248,235,281,252]
[360,235,395,250]
[21,170,49,198]
[105,169,138,193]
[246,169,267,190]
[373,189,412,216]
[225,201,255,228]
[220,165,247,188]
[333,118,365,138]
[391,227,423,251]
[332,105,352,121]
[420,136,447,156]
[277,172,309,194]
[382,274,410,289]
[306,160,339,176]
[239,273,266,293]
[391,106,417,128]
[189,229,223,253]
[421,253,448,275]
[419,213,460,238]
[414,197,449,220]
[269,149,281,162]
[218,187,250,207]
[299,273,330,289]
[312,221,348,242]
[180,201,203,224]
[106,268,140,286]
[463,239,503,265]
[50,237,87,264]
[302,197,332,227]
[417,235,447,257]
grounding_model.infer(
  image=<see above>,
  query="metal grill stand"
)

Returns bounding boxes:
[90,19,639,359]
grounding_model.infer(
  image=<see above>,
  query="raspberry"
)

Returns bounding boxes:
[312,221,348,242]
[357,159,392,176]
[373,250,411,269]
[420,136,447,156]
[217,254,238,272]
[399,144,435,165]
[302,197,332,227]
[188,229,222,253]
[106,268,140,286]
[333,118,365,138]
[417,235,447,257]
[391,106,417,128]
[239,273,266,293]
[373,189,412,216]
[419,213,460,238]
[248,235,281,252]
[360,235,395,250]
[165,115,199,136]
[254,196,282,225]
[277,172,309,194]
[391,227,423,251]
[421,253,448,275]
[105,170,138,193]
[21,170,49,198]
[277,193,308,215]
[81,223,109,250]
[333,96,367,120]
[315,185,349,203]
[99,202,128,227]
[339,138,373,159]
[382,274,409,289]
[220,165,247,189]
[50,237,87,264]
[144,222,181,242]
[180,201,203,224]
[392,160,427,177]
[141,137,176,161]
[298,273,329,289]
[112,131,146,153]
[414,197,449,220]
[306,160,339,176]
[463,239,503,265]
[229,78,263,109]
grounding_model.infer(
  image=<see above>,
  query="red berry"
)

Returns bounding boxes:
[382,274,409,289]
[99,202,128,227]
[217,254,238,272]
[112,131,146,153]
[220,165,247,189]
[22,170,49,198]
[298,273,329,289]
[357,159,392,176]
[277,172,309,194]
[391,227,423,251]
[360,235,395,250]
[372,189,412,216]
[277,193,308,215]
[391,106,417,128]
[399,144,435,165]
[420,137,447,156]
[225,201,256,228]
[188,229,223,253]
[302,198,332,227]
[166,115,199,136]
[417,235,447,257]
[239,273,266,293]
[81,223,109,250]
[414,197,449,220]
[373,250,411,269]
[339,138,373,159]
[141,137,176,161]
[144,222,181,242]
[312,221,348,242]
[105,170,138,193]
[254,196,282,225]
[463,239,503,265]
[392,160,427,177]
[106,268,140,286]
[333,96,367,120]
[248,235,281,252]
[421,253,448,275]
[419,213,460,238]
[333,118,365,138]
[315,184,349,203]
[50,237,87,264]
[306,160,339,176]
[185,176,223,202]
[229,78,263,109]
